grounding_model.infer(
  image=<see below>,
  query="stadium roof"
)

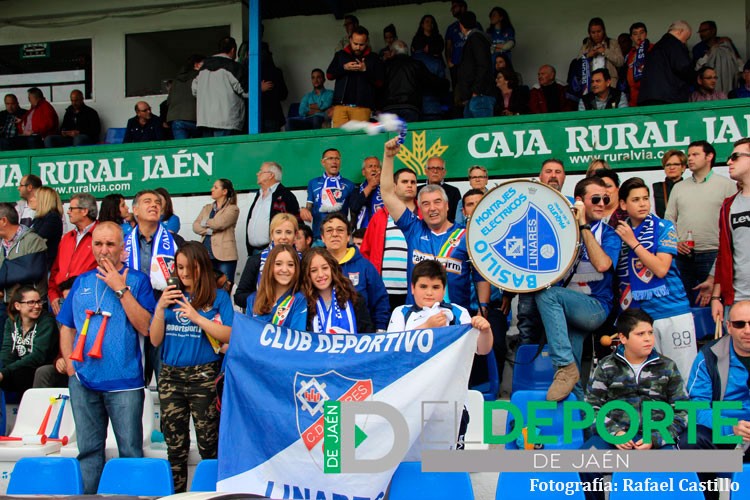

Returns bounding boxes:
[262,0,445,20]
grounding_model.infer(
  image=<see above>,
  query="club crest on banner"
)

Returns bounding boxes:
[294,371,373,467]
[467,180,579,293]
[633,258,654,283]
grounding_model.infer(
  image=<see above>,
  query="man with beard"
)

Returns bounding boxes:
[326,26,383,128]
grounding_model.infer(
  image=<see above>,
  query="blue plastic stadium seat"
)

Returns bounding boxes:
[610,472,704,499]
[692,307,719,340]
[8,457,84,495]
[470,350,500,401]
[512,344,555,393]
[104,127,126,144]
[731,463,750,499]
[191,458,218,491]
[496,472,584,499]
[389,461,473,500]
[504,390,583,450]
[97,457,174,496]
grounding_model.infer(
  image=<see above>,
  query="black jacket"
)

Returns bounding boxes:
[235,253,262,310]
[30,212,63,270]
[60,104,101,139]
[123,115,164,143]
[581,88,626,110]
[417,181,462,223]
[261,45,289,132]
[0,108,26,139]
[244,183,300,255]
[167,67,200,123]
[494,86,530,115]
[326,46,383,108]
[381,54,448,111]
[638,32,693,105]
[456,29,495,102]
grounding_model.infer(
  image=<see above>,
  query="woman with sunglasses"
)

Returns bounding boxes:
[149,242,232,492]
[235,213,299,311]
[249,244,308,331]
[300,248,373,333]
[1,285,58,393]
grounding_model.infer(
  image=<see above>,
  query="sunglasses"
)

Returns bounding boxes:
[589,195,611,205]
[729,320,750,329]
[727,152,750,163]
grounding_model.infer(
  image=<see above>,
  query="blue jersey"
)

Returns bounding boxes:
[161,289,233,367]
[250,291,308,332]
[629,218,690,320]
[565,224,621,314]
[58,266,155,392]
[306,174,356,238]
[396,209,483,310]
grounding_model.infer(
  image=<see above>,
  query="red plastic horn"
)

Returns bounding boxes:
[70,310,95,362]
[87,311,111,359]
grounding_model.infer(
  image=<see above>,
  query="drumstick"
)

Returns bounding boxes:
[715,315,723,340]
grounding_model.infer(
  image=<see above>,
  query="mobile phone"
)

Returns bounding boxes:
[166,276,180,288]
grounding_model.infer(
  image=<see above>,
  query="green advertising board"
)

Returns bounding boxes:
[1,99,748,202]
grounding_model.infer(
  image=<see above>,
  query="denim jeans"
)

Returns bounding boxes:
[212,258,237,284]
[463,95,496,118]
[517,293,545,345]
[171,120,199,140]
[202,128,233,138]
[676,251,716,305]
[535,287,608,398]
[69,376,144,493]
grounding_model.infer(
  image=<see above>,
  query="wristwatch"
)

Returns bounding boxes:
[579,224,592,231]
[115,287,131,299]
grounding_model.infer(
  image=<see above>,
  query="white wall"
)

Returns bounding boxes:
[0,0,243,135]
[265,0,747,112]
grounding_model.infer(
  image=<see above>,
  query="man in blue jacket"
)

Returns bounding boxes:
[681,300,750,499]
[321,213,389,332]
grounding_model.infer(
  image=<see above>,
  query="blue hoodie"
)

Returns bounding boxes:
[339,247,390,330]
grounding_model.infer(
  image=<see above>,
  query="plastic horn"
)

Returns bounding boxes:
[599,334,619,347]
[715,315,723,340]
[87,311,111,359]
[36,396,57,435]
[70,309,95,362]
[47,436,69,445]
[49,394,69,440]
[0,435,48,445]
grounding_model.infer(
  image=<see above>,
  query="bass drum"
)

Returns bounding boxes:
[467,179,579,293]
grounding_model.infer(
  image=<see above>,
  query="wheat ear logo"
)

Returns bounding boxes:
[396,131,449,176]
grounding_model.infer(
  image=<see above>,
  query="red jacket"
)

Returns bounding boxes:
[48,222,98,302]
[360,206,420,273]
[18,99,59,138]
[716,193,739,305]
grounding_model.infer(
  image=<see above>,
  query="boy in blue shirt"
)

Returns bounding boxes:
[388,259,492,448]
[614,177,696,380]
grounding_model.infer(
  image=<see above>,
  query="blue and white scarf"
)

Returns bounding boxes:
[566,220,604,291]
[257,242,275,286]
[314,288,357,334]
[356,181,384,228]
[125,223,175,290]
[616,214,669,310]
[320,175,344,213]
[580,56,591,95]
[632,40,649,81]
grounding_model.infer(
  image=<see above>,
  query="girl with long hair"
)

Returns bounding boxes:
[149,242,232,492]
[193,179,239,292]
[99,193,133,237]
[300,248,373,333]
[235,213,299,310]
[155,187,181,234]
[1,285,58,393]
[250,244,307,331]
[487,7,516,62]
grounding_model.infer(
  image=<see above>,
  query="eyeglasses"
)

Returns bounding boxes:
[323,227,348,236]
[589,195,611,205]
[469,175,487,180]
[323,156,341,162]
[426,166,445,171]
[257,170,273,176]
[727,152,750,162]
[729,320,750,329]
[67,206,86,212]
[19,300,43,306]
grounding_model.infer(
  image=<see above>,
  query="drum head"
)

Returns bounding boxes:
[467,180,580,293]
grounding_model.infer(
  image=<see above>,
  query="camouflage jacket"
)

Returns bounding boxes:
[585,344,688,447]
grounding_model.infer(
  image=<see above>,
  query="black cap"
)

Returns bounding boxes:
[458,11,477,30]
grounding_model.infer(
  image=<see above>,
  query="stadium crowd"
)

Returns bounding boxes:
[1,10,750,499]
[1,4,749,146]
